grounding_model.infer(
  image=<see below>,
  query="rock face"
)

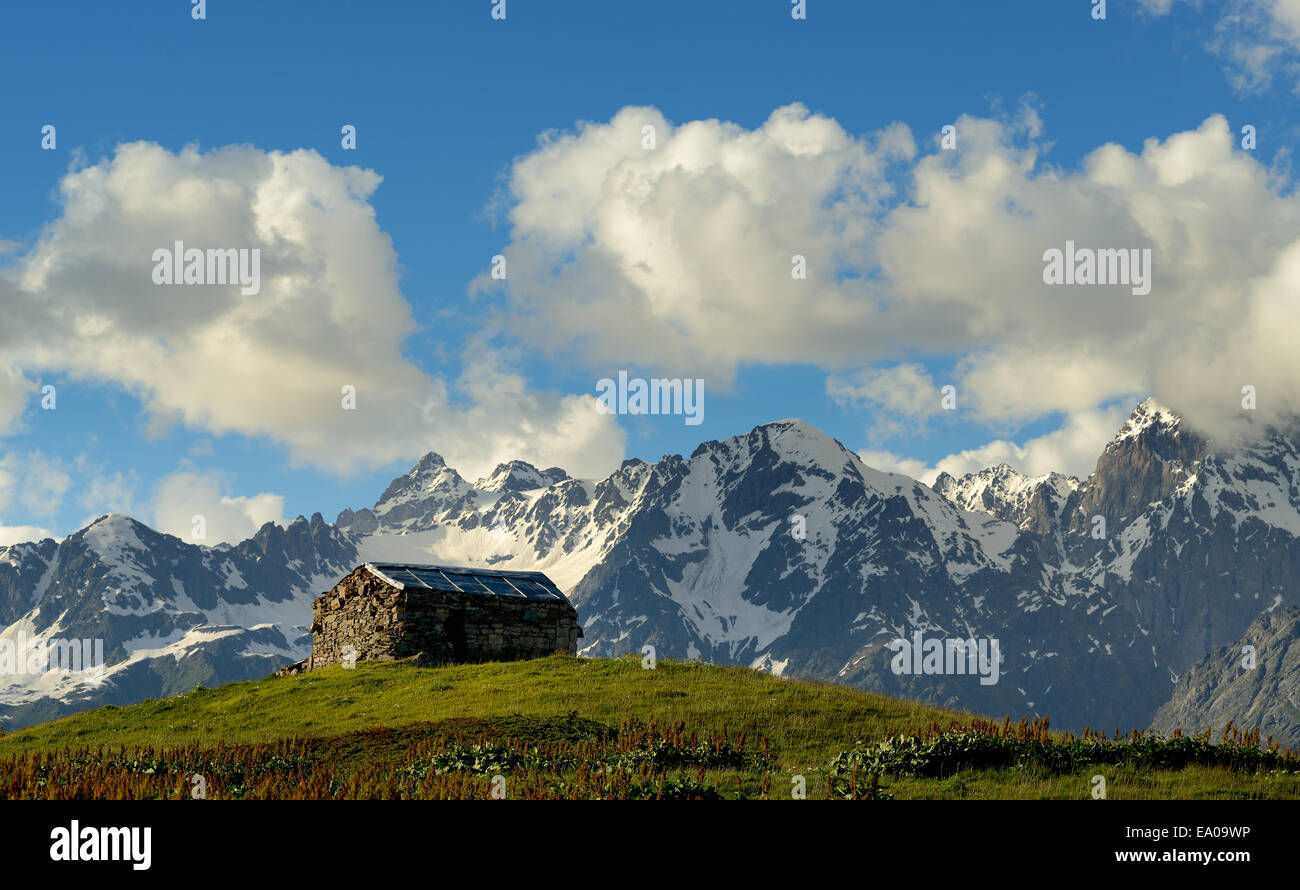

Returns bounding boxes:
[284,564,581,673]
[1152,607,1300,747]
[1066,401,1208,536]
[477,461,570,493]
[933,464,1078,538]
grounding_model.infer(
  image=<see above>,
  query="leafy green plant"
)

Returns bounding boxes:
[827,717,1300,789]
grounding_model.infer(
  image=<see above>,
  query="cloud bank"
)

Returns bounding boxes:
[6,99,1300,531]
[0,143,625,484]
[489,103,1300,458]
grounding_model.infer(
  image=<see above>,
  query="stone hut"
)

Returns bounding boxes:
[279,562,581,674]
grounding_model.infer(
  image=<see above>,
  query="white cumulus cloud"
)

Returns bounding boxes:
[0,142,625,482]
[861,404,1135,485]
[491,103,1300,450]
[151,471,286,546]
[0,525,55,547]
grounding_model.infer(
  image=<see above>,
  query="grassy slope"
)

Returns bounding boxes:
[2,655,1297,799]
[0,656,951,763]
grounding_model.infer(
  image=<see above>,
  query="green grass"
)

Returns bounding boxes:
[0,654,1295,799]
[0,655,950,764]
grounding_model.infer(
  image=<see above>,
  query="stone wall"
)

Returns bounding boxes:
[286,565,581,673]
[303,566,405,670]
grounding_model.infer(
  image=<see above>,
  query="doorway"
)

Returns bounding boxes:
[446,609,468,662]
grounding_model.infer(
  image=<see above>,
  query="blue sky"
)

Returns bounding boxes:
[0,0,1296,543]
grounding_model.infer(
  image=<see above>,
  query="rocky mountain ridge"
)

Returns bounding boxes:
[1,400,1297,741]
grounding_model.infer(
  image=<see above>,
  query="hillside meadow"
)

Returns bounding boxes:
[0,655,1296,800]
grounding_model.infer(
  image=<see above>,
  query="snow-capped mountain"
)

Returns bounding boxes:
[1,400,1297,736]
[932,464,1078,537]
[332,404,1300,731]
[0,513,356,727]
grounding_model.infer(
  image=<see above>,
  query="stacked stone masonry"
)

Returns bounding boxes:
[282,565,581,674]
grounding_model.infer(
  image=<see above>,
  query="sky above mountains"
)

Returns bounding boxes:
[1,0,1298,545]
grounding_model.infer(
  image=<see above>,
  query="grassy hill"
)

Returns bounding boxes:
[1,654,1297,799]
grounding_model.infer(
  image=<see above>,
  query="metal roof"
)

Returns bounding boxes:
[363,562,572,604]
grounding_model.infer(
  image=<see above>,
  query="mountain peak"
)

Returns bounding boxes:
[1099,397,1205,467]
[411,452,447,473]
[78,513,151,555]
[686,419,855,475]
[84,513,148,533]
[1074,398,1205,530]
[762,418,827,440]
[476,461,570,493]
[759,418,854,462]
[767,417,817,430]
[376,452,465,506]
[1112,397,1182,444]
[932,463,1078,532]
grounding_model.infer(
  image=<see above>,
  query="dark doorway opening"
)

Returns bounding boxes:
[447,609,468,662]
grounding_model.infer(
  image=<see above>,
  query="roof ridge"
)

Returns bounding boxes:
[365,560,550,579]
